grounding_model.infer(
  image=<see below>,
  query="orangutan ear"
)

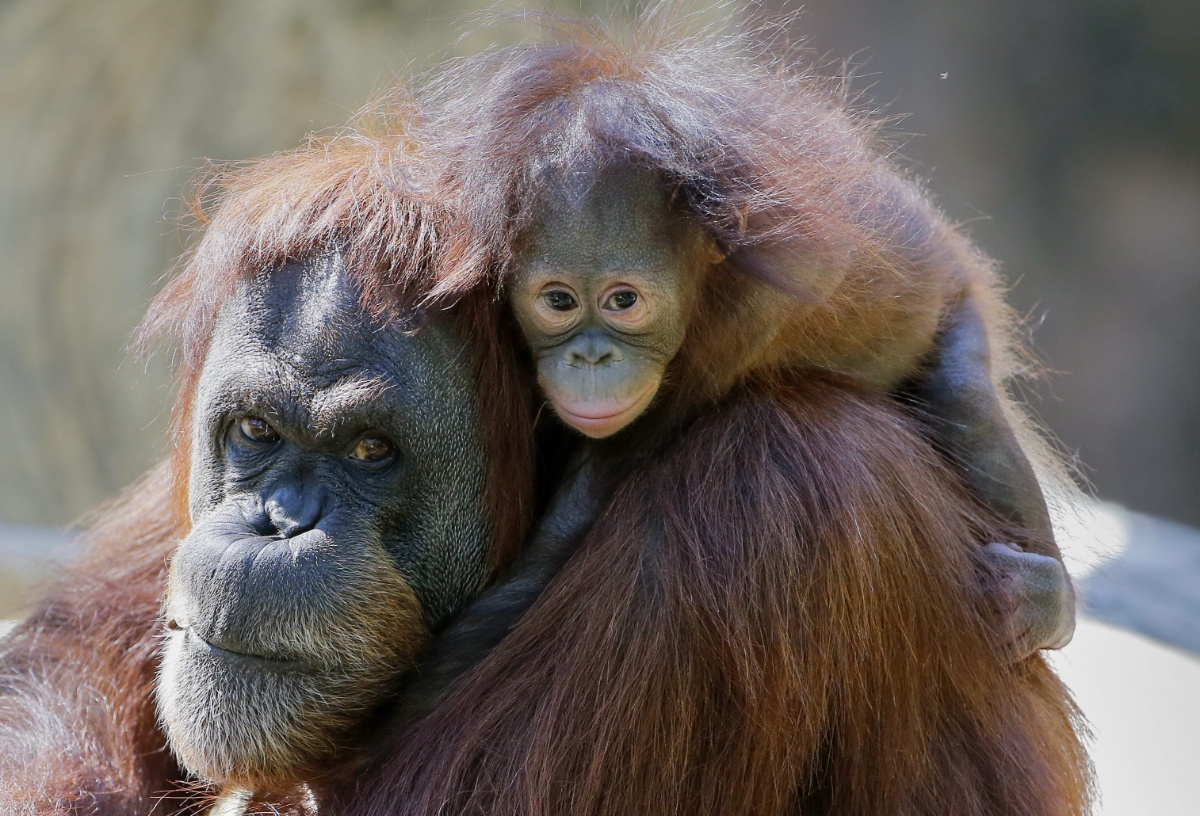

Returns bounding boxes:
[705,235,728,266]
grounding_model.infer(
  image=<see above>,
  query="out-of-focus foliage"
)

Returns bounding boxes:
[1,0,1197,528]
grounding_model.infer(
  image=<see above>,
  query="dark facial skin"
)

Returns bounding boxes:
[510,164,702,438]
[157,255,489,790]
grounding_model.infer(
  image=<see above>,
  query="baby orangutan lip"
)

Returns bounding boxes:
[553,382,659,439]
[555,404,640,438]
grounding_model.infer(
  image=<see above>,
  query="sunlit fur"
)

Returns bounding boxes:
[422,9,1078,524]
[0,468,182,813]
[144,126,536,796]
[0,9,1092,816]
[310,10,1091,816]
[139,104,536,574]
[320,377,1092,816]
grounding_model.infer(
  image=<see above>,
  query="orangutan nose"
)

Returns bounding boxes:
[566,333,623,367]
[262,484,325,538]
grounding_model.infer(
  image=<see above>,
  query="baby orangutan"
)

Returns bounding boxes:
[504,153,1073,660]
[506,157,1072,658]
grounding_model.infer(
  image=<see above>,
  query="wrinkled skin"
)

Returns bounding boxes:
[510,165,702,439]
[158,255,491,791]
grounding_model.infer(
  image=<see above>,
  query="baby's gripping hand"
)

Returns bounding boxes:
[976,541,1076,661]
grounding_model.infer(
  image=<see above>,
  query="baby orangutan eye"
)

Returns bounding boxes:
[531,286,582,333]
[603,289,638,311]
[544,290,579,312]
[350,435,395,463]
[238,416,279,444]
[599,286,649,328]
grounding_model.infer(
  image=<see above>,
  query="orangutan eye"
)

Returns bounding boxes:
[238,416,279,444]
[349,435,395,464]
[531,285,582,333]
[544,290,579,312]
[603,289,638,311]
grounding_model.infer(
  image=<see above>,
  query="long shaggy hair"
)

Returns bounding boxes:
[0,105,536,813]
[319,374,1092,816]
[0,10,1091,815]
[308,11,1091,816]
[417,12,1077,507]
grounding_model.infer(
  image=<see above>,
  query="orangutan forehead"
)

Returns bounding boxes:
[215,259,408,358]
[195,257,476,430]
[520,162,698,269]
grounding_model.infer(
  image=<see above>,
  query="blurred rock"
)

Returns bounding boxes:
[1075,506,1200,654]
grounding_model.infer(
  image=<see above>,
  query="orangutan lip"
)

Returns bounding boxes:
[182,627,306,670]
[555,380,659,422]
[556,402,639,421]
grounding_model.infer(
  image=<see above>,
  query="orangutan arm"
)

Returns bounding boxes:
[909,294,1075,657]
[393,449,605,723]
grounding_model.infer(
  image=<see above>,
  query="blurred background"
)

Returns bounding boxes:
[1,0,1197,533]
[0,1,1197,811]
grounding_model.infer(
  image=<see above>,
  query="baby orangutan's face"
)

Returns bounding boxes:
[511,165,701,438]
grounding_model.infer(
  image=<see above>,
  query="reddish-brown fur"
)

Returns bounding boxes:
[320,375,1089,816]
[0,466,184,812]
[0,123,537,813]
[309,14,1090,815]
[423,15,1072,553]
[0,13,1091,816]
[429,18,979,387]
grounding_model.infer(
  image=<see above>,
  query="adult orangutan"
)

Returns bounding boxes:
[0,134,539,811]
[0,18,1090,816]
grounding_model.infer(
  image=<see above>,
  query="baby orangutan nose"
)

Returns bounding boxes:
[565,333,622,368]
